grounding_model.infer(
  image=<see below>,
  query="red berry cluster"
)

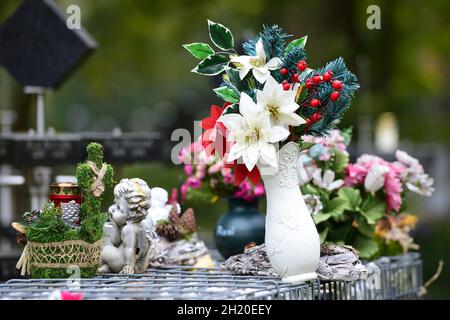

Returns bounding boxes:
[279,60,308,91]
[303,70,345,127]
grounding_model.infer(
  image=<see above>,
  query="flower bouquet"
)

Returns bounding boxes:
[178,138,265,203]
[298,129,434,259]
[184,21,359,281]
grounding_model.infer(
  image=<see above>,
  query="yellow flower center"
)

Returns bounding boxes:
[267,104,280,121]
[250,56,265,67]
[245,127,262,144]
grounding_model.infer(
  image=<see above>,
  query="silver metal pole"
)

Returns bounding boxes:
[36,92,45,136]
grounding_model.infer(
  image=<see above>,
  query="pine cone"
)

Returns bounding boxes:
[24,210,41,224]
[181,208,197,234]
[61,200,81,228]
[168,205,182,224]
[156,223,184,241]
[16,232,27,246]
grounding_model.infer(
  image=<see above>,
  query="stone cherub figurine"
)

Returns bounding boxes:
[147,187,213,267]
[98,178,156,274]
[148,187,181,224]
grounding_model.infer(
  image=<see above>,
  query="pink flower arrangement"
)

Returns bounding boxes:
[299,128,434,258]
[179,140,265,203]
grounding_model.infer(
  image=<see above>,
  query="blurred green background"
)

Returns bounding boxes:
[0,0,449,298]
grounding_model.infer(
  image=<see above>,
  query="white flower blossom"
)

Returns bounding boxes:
[396,150,434,196]
[230,39,282,84]
[220,92,290,171]
[364,164,390,192]
[256,76,305,130]
[297,159,315,187]
[312,169,344,191]
[303,194,323,215]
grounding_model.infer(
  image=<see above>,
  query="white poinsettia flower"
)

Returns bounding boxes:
[230,39,282,84]
[257,76,305,129]
[303,194,323,215]
[312,168,344,191]
[364,164,390,192]
[219,92,290,171]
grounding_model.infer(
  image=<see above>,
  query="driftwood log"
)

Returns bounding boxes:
[222,243,367,281]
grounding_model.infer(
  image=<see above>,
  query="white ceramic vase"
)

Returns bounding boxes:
[260,142,320,283]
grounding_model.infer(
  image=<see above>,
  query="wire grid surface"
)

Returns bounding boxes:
[0,253,421,300]
[320,252,422,300]
[0,266,320,300]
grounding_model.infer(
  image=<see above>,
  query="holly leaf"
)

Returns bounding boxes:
[222,103,239,115]
[338,187,362,211]
[360,197,386,224]
[353,235,379,259]
[285,35,308,53]
[226,68,249,92]
[312,213,331,224]
[208,20,234,51]
[213,86,240,103]
[183,42,215,60]
[192,54,229,76]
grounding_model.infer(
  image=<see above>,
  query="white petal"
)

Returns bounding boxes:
[323,170,335,186]
[329,179,344,191]
[220,113,245,131]
[252,68,270,84]
[239,67,251,80]
[259,141,277,166]
[230,55,251,66]
[239,92,258,119]
[255,39,266,61]
[265,57,282,69]
[263,75,281,94]
[279,103,300,114]
[243,143,260,171]
[269,125,290,143]
[279,88,297,105]
[227,143,247,162]
[279,113,305,126]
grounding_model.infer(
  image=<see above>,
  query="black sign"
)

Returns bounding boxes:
[0,0,96,89]
[0,132,163,165]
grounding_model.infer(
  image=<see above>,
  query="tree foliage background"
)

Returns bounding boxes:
[0,0,449,297]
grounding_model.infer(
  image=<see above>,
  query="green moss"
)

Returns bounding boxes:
[30,266,98,279]
[76,142,114,243]
[26,202,81,243]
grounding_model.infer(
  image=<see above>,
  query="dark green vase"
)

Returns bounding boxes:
[214,198,265,259]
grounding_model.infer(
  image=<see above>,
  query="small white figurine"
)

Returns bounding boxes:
[148,187,180,224]
[98,178,156,274]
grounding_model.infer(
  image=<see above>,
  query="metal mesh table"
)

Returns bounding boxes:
[0,253,422,300]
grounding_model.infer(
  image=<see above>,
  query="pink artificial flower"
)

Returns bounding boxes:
[223,172,234,185]
[178,147,188,163]
[186,177,201,189]
[319,153,331,161]
[254,184,265,197]
[184,164,193,176]
[345,164,368,186]
[180,184,188,201]
[61,291,83,300]
[208,161,223,174]
[195,164,206,179]
[384,170,403,212]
